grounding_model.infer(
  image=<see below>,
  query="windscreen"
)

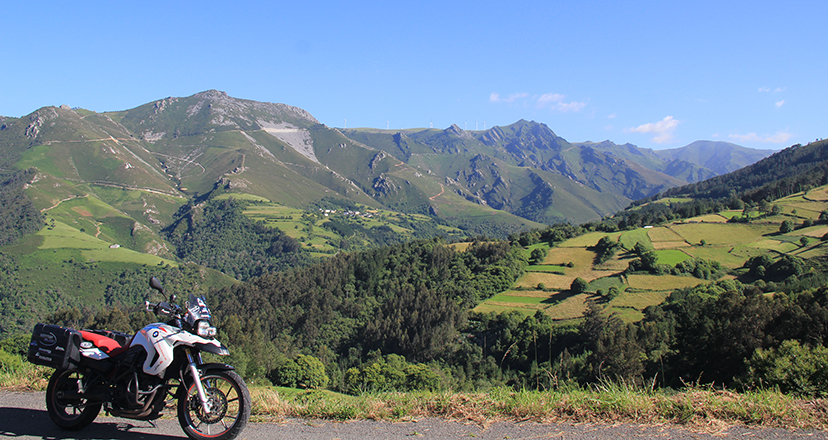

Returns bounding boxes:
[185,293,213,327]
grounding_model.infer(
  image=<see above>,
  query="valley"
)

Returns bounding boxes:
[3,90,828,402]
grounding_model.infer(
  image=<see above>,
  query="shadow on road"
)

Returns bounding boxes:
[0,406,185,439]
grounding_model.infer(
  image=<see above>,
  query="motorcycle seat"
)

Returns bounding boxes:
[79,330,130,356]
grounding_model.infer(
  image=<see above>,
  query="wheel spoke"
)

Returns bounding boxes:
[181,372,248,438]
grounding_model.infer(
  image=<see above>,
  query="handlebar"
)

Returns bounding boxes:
[145,300,181,317]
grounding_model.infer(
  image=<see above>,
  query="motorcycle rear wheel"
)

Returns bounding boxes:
[178,370,251,440]
[46,369,102,430]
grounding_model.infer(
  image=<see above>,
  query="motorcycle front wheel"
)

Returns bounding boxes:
[45,369,102,430]
[178,370,251,440]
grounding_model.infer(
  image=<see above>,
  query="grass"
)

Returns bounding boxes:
[647,226,685,243]
[682,245,758,269]
[559,231,621,248]
[587,275,625,292]
[245,385,827,431]
[525,264,567,273]
[618,228,652,250]
[4,366,824,431]
[34,221,176,266]
[610,290,671,311]
[654,249,692,266]
[484,189,828,322]
[241,198,468,256]
[626,274,706,291]
[670,223,777,246]
[686,213,729,223]
[488,291,551,305]
[472,303,537,317]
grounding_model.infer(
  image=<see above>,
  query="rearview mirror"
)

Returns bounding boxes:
[149,276,164,294]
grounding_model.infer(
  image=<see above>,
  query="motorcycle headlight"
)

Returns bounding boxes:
[196,320,217,338]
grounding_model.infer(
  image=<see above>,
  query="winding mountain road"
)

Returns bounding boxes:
[1,391,824,439]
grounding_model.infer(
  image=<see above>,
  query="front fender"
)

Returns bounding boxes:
[193,341,230,356]
[198,362,235,372]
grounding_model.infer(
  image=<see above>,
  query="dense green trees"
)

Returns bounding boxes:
[166,198,313,280]
[0,169,42,246]
[6,227,828,397]
[205,238,525,390]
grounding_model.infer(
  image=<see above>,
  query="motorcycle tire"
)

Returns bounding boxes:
[45,369,102,430]
[178,370,251,440]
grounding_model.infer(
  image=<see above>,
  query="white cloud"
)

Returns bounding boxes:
[607,113,617,119]
[489,92,528,103]
[758,86,786,93]
[625,116,680,144]
[554,100,587,112]
[490,91,585,112]
[775,100,785,108]
[758,87,771,93]
[729,131,793,144]
[536,93,565,106]
[535,93,585,112]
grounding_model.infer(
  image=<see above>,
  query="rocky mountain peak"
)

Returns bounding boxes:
[446,123,472,139]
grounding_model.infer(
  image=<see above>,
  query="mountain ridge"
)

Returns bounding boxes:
[0,90,776,233]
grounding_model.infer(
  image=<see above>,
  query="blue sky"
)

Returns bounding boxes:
[2,1,825,150]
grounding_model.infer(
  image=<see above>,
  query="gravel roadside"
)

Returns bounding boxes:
[2,391,826,439]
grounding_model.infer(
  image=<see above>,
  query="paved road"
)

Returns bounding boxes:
[2,391,826,439]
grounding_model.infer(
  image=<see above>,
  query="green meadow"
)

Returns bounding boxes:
[476,187,828,325]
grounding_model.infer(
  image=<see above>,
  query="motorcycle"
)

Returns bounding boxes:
[27,276,251,440]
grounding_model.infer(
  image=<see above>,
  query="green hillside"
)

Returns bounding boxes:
[479,184,828,323]
[0,91,826,402]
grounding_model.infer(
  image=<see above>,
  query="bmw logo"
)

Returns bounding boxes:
[152,330,159,338]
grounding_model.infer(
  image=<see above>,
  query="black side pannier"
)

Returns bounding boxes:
[27,323,81,369]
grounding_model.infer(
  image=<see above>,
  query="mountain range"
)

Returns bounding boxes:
[0,90,775,239]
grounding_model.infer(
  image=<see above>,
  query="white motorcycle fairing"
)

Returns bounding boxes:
[130,323,228,376]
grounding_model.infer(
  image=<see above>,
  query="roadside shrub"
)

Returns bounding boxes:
[0,349,24,374]
[270,354,330,389]
[343,354,440,394]
[739,340,828,397]
[0,334,29,357]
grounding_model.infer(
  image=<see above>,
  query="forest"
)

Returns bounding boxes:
[12,229,828,397]
[5,145,828,399]
[0,169,42,246]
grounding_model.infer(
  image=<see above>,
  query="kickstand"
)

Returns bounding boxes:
[147,420,158,429]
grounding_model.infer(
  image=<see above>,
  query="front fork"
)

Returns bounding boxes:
[185,349,213,413]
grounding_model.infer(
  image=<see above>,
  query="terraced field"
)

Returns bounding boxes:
[475,186,828,324]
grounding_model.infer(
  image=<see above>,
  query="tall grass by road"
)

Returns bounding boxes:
[251,382,827,431]
[4,364,825,431]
